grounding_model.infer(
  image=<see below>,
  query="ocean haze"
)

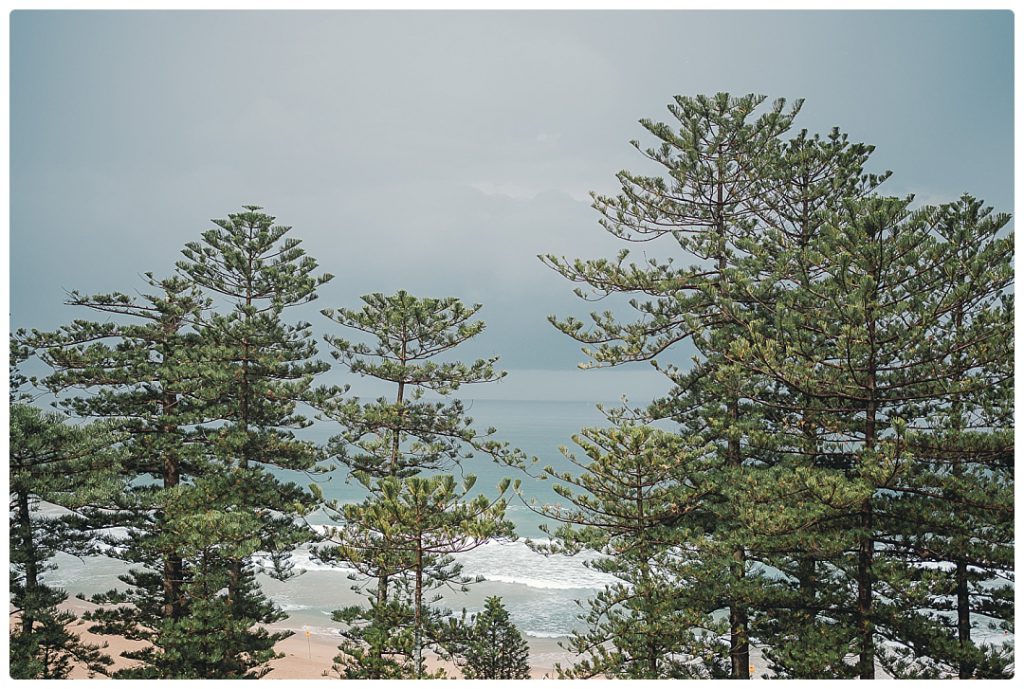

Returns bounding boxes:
[9,10,1013,402]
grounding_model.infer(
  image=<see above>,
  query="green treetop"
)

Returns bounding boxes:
[534,419,729,678]
[319,290,524,479]
[452,596,531,679]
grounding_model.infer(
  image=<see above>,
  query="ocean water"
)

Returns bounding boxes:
[42,399,618,648]
[295,398,612,537]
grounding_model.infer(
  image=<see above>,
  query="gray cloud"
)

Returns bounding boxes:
[10,10,1013,401]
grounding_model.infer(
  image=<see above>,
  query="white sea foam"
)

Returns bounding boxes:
[281,537,618,592]
[475,572,596,591]
[523,630,570,639]
[285,550,359,575]
[455,539,619,591]
[273,623,341,638]
[278,603,314,612]
[915,561,1010,578]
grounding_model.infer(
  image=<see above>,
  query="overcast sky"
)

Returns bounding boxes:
[9,10,1013,402]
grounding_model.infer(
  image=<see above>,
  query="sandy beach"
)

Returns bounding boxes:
[262,628,557,680]
[46,597,561,680]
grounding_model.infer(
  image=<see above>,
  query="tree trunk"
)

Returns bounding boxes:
[956,560,973,678]
[18,489,38,635]
[858,299,878,680]
[857,500,874,679]
[797,556,817,623]
[951,298,974,680]
[728,399,750,679]
[378,369,406,609]
[730,552,750,679]
[162,384,182,620]
[414,535,424,678]
[717,175,750,680]
[228,244,255,618]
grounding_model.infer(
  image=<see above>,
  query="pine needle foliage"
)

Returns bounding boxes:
[316,291,522,678]
[453,596,530,679]
[9,348,118,679]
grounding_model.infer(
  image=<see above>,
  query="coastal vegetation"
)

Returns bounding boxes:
[8,92,1014,679]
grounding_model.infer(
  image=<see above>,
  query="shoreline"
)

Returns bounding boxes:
[51,597,564,680]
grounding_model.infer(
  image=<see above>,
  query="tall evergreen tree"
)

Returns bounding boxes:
[874,196,1014,678]
[316,291,523,678]
[533,419,730,678]
[730,125,890,679]
[452,596,531,679]
[23,276,235,676]
[727,194,1013,677]
[9,345,117,679]
[542,92,804,678]
[330,474,514,678]
[28,204,333,677]
[31,278,207,600]
[175,205,333,670]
